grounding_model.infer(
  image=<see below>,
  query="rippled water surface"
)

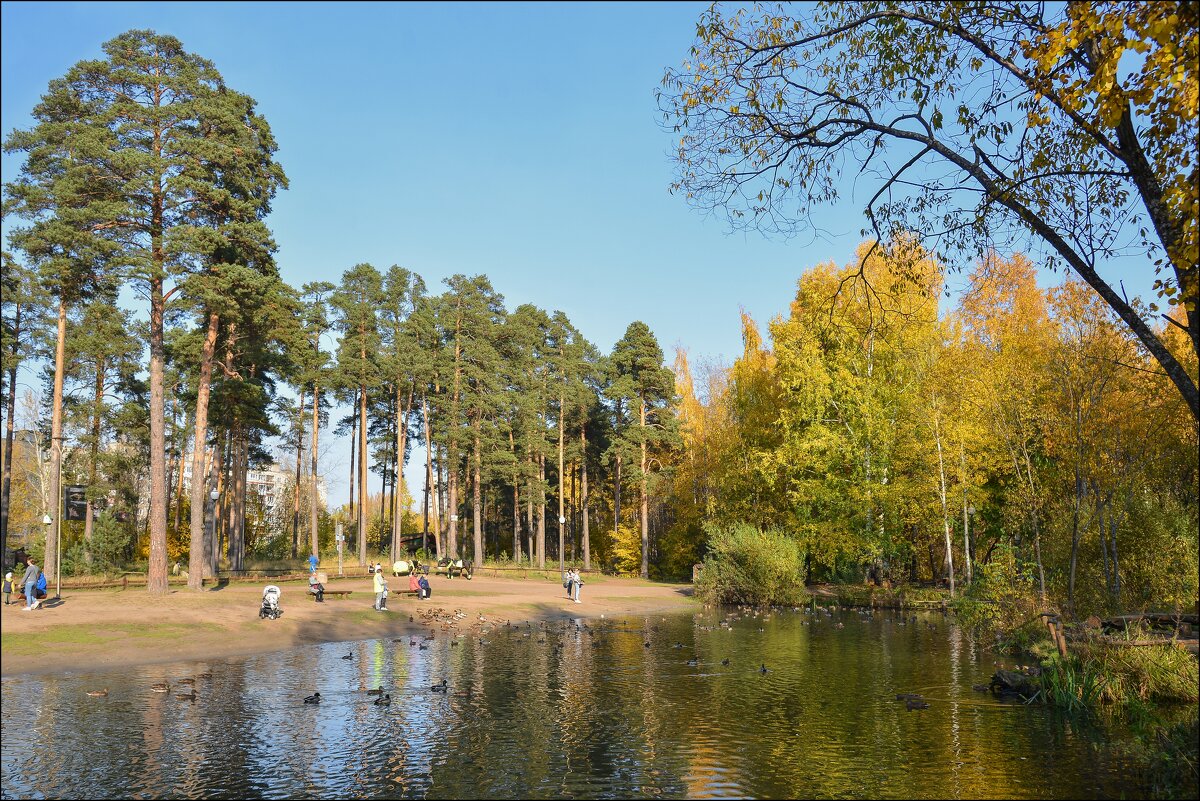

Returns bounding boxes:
[0,606,1170,798]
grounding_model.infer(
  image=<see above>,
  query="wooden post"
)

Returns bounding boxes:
[1042,613,1068,658]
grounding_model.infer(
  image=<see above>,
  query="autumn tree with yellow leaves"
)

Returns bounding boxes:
[664,241,1196,616]
[660,1,1199,420]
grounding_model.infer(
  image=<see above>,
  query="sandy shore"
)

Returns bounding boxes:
[0,571,696,677]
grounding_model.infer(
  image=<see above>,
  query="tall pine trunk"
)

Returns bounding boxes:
[436,445,447,560]
[558,393,565,572]
[358,382,367,566]
[310,380,320,559]
[215,431,229,571]
[568,460,575,562]
[147,176,169,595]
[47,295,68,592]
[230,425,247,572]
[526,460,534,568]
[613,454,622,558]
[187,310,219,590]
[392,386,413,561]
[423,393,440,559]
[537,452,546,569]
[444,450,456,556]
[348,399,356,526]
[448,315,462,559]
[292,388,305,559]
[510,429,521,563]
[472,423,483,566]
[639,398,649,580]
[581,426,590,571]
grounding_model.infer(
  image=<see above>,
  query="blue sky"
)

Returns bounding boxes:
[0,2,1156,510]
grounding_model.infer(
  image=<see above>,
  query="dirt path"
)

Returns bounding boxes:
[0,572,696,677]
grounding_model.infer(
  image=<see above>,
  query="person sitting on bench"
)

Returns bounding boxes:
[418,574,431,600]
[308,572,325,602]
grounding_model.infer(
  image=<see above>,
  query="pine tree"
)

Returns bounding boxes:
[331,264,384,566]
[4,30,286,593]
[438,275,506,563]
[379,266,427,560]
[607,322,678,578]
[298,281,335,560]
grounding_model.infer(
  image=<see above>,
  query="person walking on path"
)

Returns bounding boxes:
[373,565,388,611]
[21,558,41,611]
[570,568,583,604]
[308,553,319,574]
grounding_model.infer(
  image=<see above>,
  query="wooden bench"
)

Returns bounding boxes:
[432,561,473,580]
[310,589,353,601]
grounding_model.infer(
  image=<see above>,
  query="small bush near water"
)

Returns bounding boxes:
[1041,642,1199,710]
[694,523,809,607]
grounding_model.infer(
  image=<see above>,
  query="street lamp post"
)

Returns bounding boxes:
[558,515,567,576]
[336,521,344,577]
[40,513,53,601]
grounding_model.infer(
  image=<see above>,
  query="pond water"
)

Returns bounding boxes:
[0,606,1176,799]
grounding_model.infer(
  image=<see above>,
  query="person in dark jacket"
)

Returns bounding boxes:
[417,574,431,600]
[21,558,41,611]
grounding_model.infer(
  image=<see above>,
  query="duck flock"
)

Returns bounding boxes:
[83,604,1016,714]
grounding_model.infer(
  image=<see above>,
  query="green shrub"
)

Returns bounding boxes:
[952,543,1040,633]
[88,513,134,573]
[694,523,809,607]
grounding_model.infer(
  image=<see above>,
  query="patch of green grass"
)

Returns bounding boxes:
[3,628,114,650]
[2,621,224,655]
[344,608,398,625]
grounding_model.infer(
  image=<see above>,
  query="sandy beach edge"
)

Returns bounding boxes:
[1,572,699,678]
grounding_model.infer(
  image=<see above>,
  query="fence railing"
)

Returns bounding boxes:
[54,562,597,590]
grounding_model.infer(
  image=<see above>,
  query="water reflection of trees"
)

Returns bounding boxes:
[3,611,1169,799]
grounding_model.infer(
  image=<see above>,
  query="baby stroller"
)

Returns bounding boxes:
[259,585,283,619]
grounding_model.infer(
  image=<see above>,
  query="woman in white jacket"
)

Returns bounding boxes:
[373,564,388,611]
